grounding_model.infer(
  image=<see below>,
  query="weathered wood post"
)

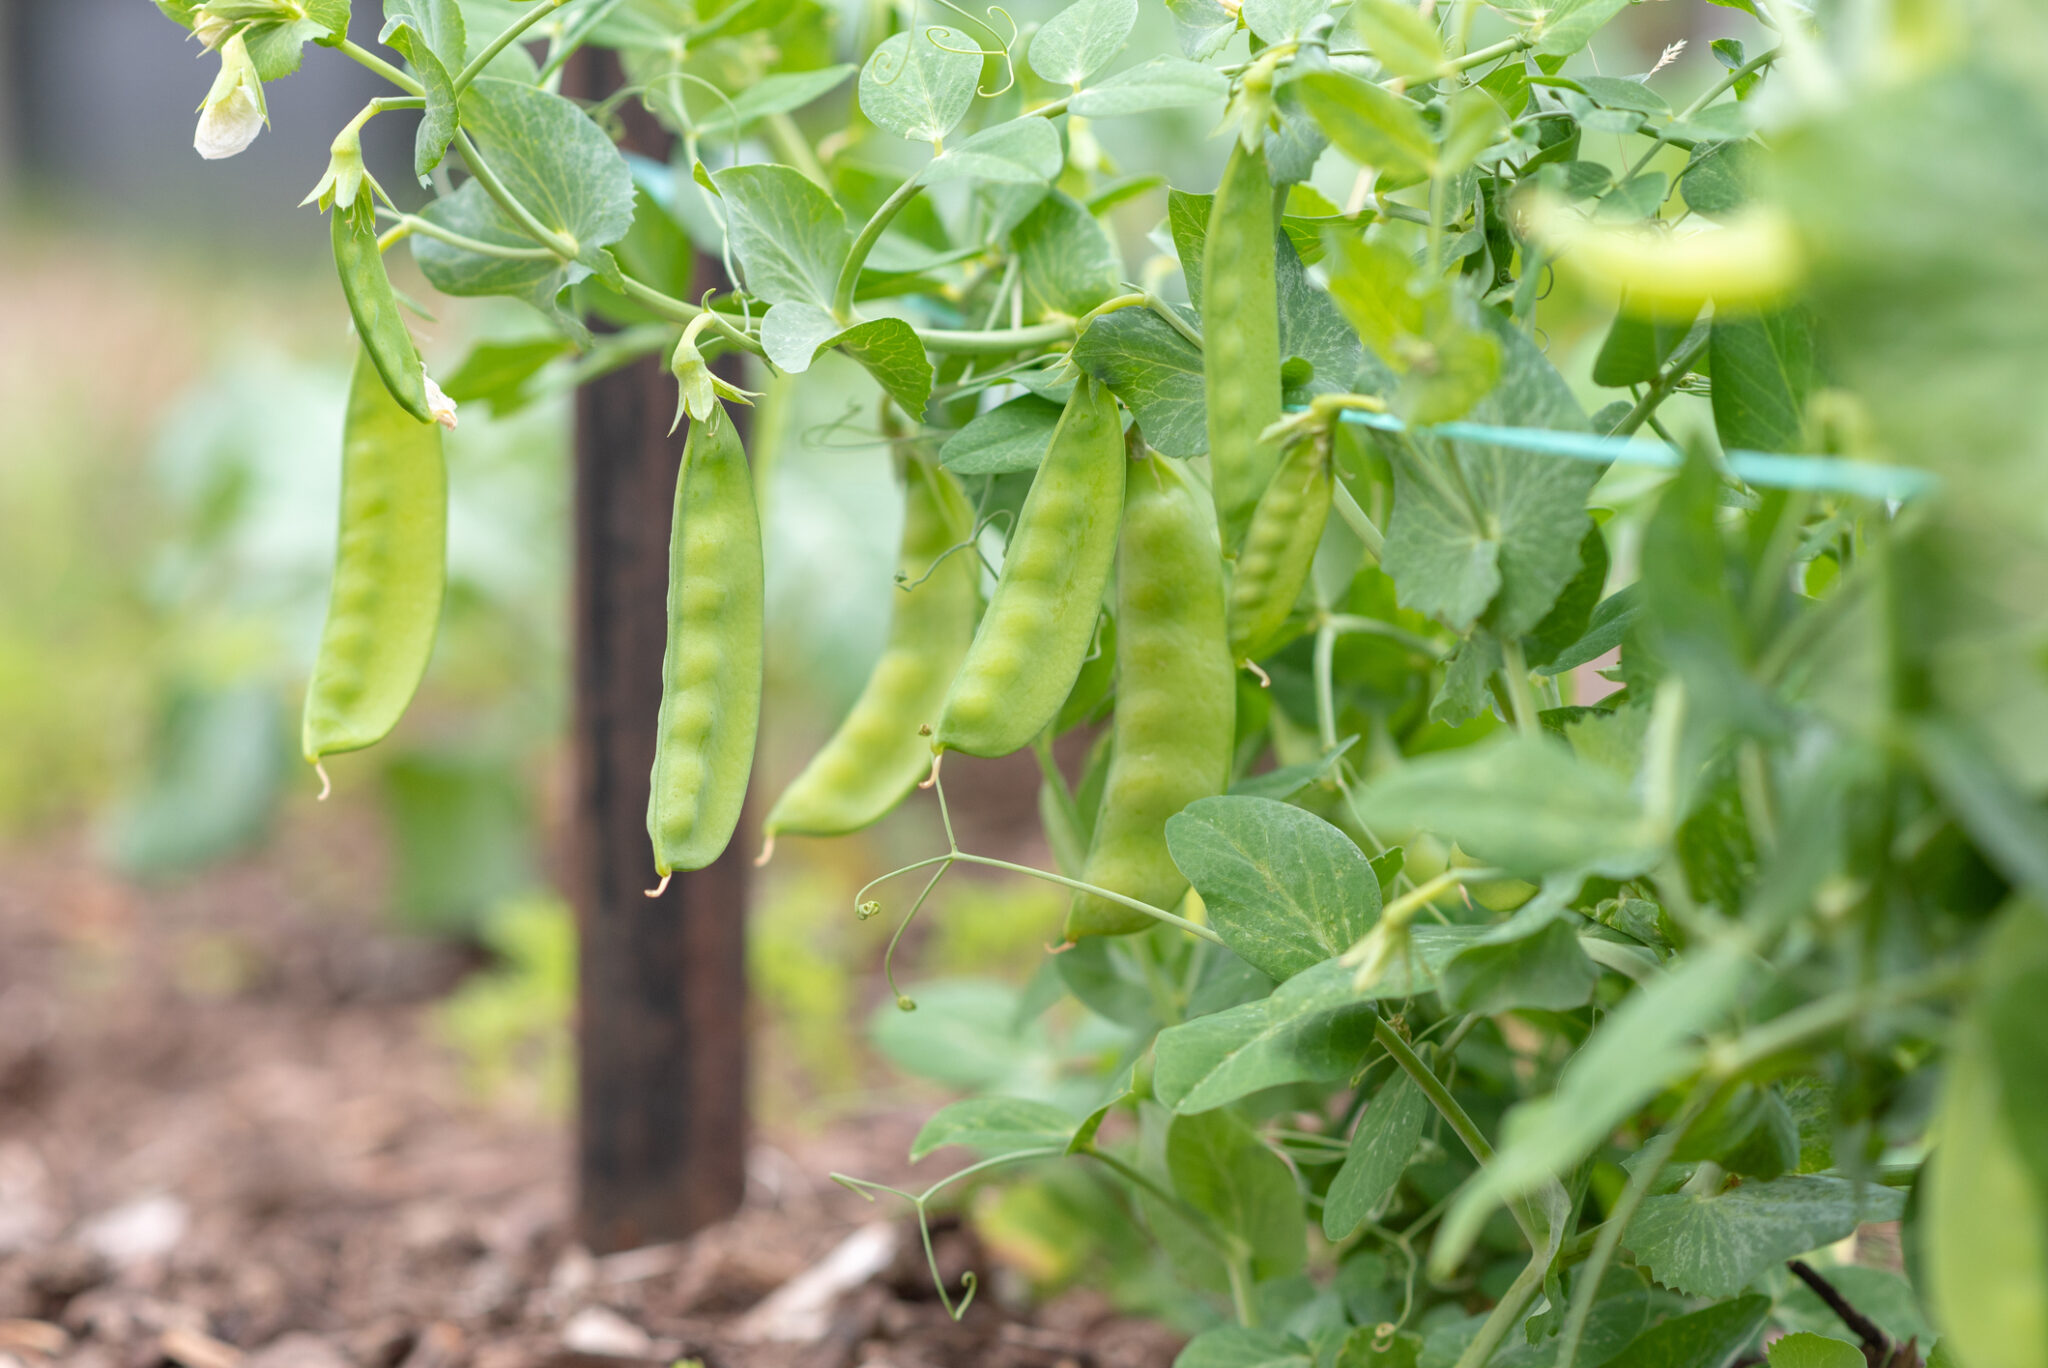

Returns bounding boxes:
[564,50,749,1254]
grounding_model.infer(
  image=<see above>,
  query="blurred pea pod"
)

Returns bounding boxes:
[331,199,436,425]
[1202,141,1284,554]
[1228,433,1333,662]
[647,404,763,880]
[763,457,977,840]
[301,345,448,783]
[934,376,1125,759]
[1067,452,1235,939]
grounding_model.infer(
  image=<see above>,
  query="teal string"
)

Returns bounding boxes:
[1330,409,1937,502]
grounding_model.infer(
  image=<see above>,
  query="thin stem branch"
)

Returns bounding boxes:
[377,210,559,260]
[834,175,926,321]
[948,851,1224,945]
[455,0,569,93]
[1500,636,1541,736]
[454,131,579,258]
[338,39,424,95]
[1608,330,1709,438]
[1332,483,1386,559]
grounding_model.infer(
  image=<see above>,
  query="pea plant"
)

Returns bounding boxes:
[155,0,2048,1364]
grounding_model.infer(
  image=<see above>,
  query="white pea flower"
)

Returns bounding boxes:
[193,32,267,161]
[422,370,460,431]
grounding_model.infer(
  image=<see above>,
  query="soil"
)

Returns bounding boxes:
[0,820,1181,1368]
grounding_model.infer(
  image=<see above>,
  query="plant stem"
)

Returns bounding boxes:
[454,131,580,258]
[1678,46,1779,122]
[1324,615,1447,659]
[338,39,424,96]
[1441,33,1531,78]
[917,319,1077,356]
[1500,636,1542,735]
[947,851,1225,945]
[1552,1083,1719,1368]
[1332,483,1386,559]
[834,175,926,321]
[1708,960,1972,1078]
[455,0,568,93]
[1608,330,1708,438]
[378,211,559,260]
[1787,1259,1892,1355]
[1374,1017,1493,1164]
[1457,1249,1548,1368]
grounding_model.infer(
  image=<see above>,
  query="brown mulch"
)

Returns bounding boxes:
[0,825,1180,1368]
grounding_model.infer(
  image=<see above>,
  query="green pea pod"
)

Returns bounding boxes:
[301,345,448,772]
[1203,141,1284,554]
[331,201,434,425]
[647,404,763,877]
[1066,454,1235,940]
[934,376,1125,758]
[762,458,976,839]
[1227,435,1333,661]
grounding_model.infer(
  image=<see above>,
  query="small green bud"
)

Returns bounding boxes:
[857,900,881,920]
[302,121,370,213]
[895,995,917,1012]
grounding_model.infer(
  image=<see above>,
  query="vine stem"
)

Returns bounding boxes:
[454,130,580,258]
[338,39,423,95]
[1551,1083,1718,1368]
[1332,483,1386,559]
[455,0,571,94]
[1607,330,1709,438]
[834,174,927,321]
[1499,636,1541,736]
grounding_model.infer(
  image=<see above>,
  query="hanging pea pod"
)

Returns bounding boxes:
[1228,433,1333,662]
[1067,452,1235,940]
[1202,140,1284,554]
[301,345,448,778]
[763,457,977,839]
[647,403,763,879]
[330,198,436,425]
[934,376,1125,759]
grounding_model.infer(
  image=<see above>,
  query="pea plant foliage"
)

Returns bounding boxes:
[157,0,2048,1363]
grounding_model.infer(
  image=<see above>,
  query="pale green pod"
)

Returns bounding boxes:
[647,405,763,876]
[331,201,433,424]
[1227,435,1333,661]
[301,345,447,769]
[763,458,976,837]
[934,375,1125,758]
[1203,141,1284,554]
[1067,454,1235,939]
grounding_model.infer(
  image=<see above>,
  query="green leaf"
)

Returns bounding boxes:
[1533,0,1632,58]
[1628,1176,1905,1297]
[910,1096,1078,1160]
[1766,1335,1863,1368]
[1323,1071,1430,1239]
[1593,308,1702,387]
[921,116,1063,186]
[833,316,935,419]
[1579,76,1669,116]
[1437,944,1753,1268]
[1227,736,1358,801]
[1165,796,1383,982]
[1174,1327,1315,1368]
[711,163,851,310]
[859,28,982,144]
[243,17,332,80]
[1440,87,1509,174]
[413,77,632,321]
[1071,56,1230,117]
[440,335,571,416]
[1015,191,1123,319]
[1153,929,1484,1113]
[1354,734,1658,881]
[382,1,464,176]
[1437,910,1599,1014]
[1163,0,1238,60]
[687,64,856,138]
[1523,527,1610,670]
[869,979,1050,1092]
[759,300,840,374]
[1295,71,1435,181]
[414,181,569,316]
[1349,0,1445,80]
[1602,1296,1770,1368]
[1243,0,1327,43]
[1166,1109,1305,1279]
[1378,317,1594,636]
[1926,903,2048,1368]
[1169,192,1360,389]
[102,683,284,876]
[1071,307,1207,458]
[1029,0,1138,86]
[942,394,1066,475]
[1681,141,1759,219]
[1709,310,1815,453]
